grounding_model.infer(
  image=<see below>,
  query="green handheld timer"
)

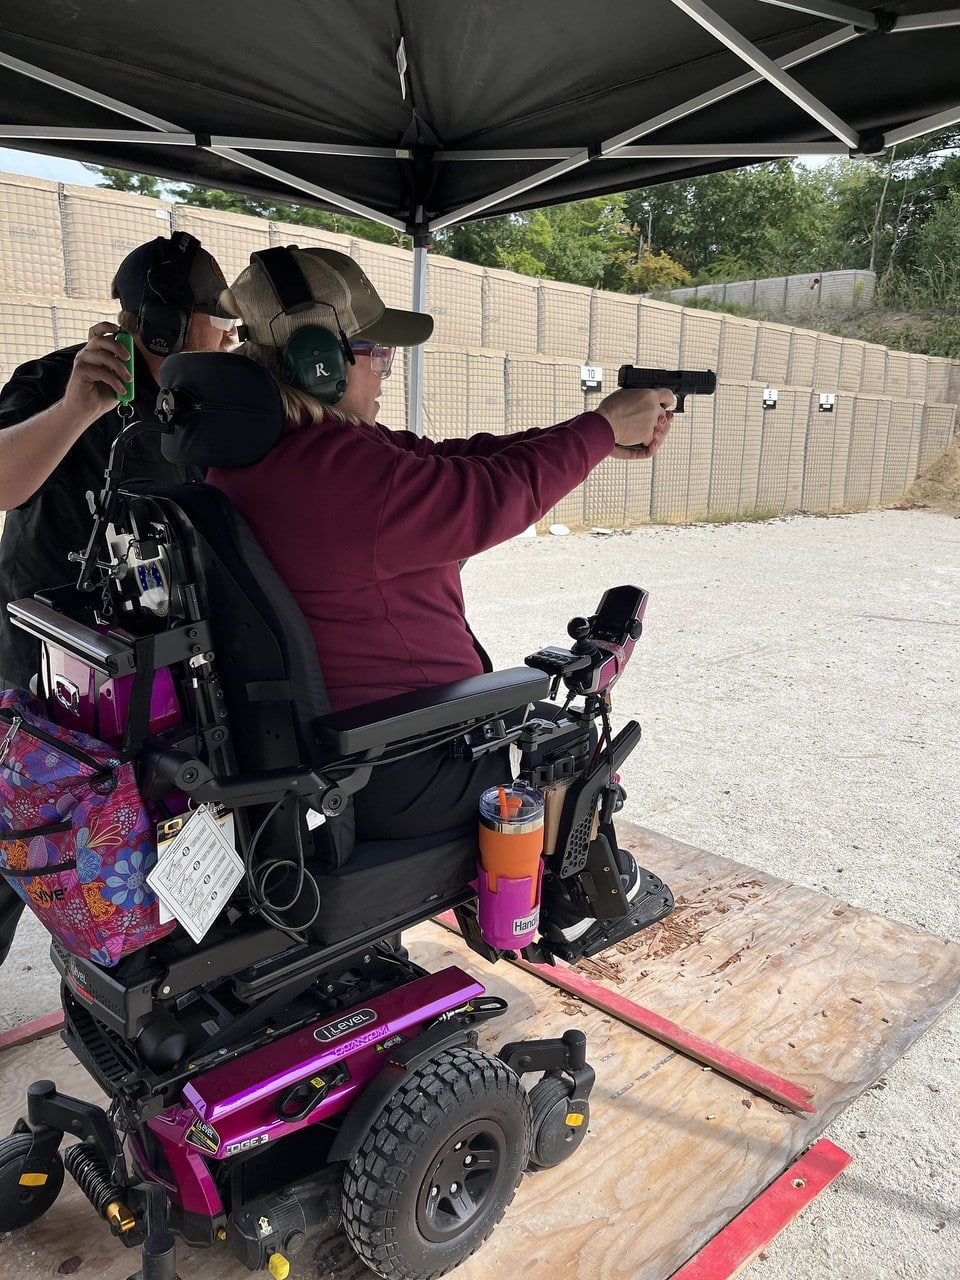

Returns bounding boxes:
[116,330,135,406]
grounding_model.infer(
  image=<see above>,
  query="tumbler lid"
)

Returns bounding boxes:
[479,783,544,833]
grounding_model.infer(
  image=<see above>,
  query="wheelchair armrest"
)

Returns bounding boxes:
[315,667,551,756]
[8,597,138,676]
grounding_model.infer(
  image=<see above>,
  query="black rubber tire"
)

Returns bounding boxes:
[0,1131,65,1231]
[341,1046,532,1280]
[526,1077,590,1171]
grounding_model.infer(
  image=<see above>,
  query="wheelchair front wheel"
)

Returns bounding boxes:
[342,1046,532,1280]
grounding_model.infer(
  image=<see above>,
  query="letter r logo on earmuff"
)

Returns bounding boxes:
[282,327,348,403]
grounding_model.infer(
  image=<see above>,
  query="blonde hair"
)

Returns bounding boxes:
[237,339,364,427]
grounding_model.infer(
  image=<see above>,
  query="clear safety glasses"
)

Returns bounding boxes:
[351,341,396,377]
[207,313,239,332]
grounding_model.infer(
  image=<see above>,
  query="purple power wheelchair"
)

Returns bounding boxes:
[0,353,673,1280]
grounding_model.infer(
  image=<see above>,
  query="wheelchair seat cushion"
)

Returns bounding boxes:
[305,824,476,945]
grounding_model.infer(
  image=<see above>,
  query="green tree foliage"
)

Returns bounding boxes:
[618,248,692,293]
[622,161,826,280]
[85,165,165,198]
[432,198,627,287]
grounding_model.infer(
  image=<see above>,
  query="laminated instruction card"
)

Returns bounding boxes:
[147,804,244,943]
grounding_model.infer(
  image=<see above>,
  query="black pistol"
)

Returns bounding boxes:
[617,366,717,412]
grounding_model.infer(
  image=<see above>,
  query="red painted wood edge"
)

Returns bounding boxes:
[668,1138,852,1279]
[0,1009,64,1053]
[435,911,816,1113]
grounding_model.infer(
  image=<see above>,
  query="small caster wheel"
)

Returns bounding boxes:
[0,1131,65,1230]
[526,1078,589,1171]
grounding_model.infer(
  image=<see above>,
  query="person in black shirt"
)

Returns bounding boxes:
[0,232,237,967]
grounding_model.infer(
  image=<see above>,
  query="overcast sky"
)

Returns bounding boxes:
[0,147,98,186]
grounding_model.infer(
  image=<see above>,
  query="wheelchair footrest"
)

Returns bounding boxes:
[538,869,674,965]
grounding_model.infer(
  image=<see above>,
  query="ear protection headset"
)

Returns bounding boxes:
[138,232,202,357]
[249,246,354,404]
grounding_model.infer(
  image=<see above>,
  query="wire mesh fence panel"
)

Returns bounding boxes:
[270,221,350,254]
[378,345,408,430]
[506,355,552,431]
[421,347,469,439]
[869,400,891,505]
[924,357,952,403]
[708,383,750,516]
[883,349,911,398]
[650,407,694,522]
[918,403,957,471]
[589,289,639,369]
[753,322,792,384]
[427,256,484,348]
[350,240,414,311]
[860,343,887,394]
[465,351,507,436]
[785,273,823,309]
[559,362,592,422]
[482,268,539,354]
[802,394,853,511]
[754,276,788,310]
[0,301,56,385]
[813,334,842,388]
[538,279,592,360]
[62,186,173,299]
[723,280,756,307]
[717,315,758,380]
[170,206,271,287]
[878,402,921,501]
[756,390,809,512]
[623,451,654,524]
[845,398,882,509]
[684,396,715,521]
[637,299,682,366]
[583,457,628,528]
[949,361,960,404]
[52,299,116,347]
[838,339,865,392]
[786,330,817,387]
[906,354,929,402]
[0,174,65,297]
[679,308,721,370]
[539,486,587,531]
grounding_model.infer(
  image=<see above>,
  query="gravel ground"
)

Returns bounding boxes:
[1,508,958,1278]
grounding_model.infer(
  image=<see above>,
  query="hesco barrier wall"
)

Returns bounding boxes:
[1,172,957,529]
[668,269,877,312]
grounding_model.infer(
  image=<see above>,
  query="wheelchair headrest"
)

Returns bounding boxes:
[155,352,284,468]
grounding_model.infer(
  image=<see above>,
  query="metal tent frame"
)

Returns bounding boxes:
[2,1,958,429]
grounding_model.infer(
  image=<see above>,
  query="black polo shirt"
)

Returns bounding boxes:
[0,344,201,687]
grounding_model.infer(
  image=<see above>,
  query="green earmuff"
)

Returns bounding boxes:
[281,326,348,403]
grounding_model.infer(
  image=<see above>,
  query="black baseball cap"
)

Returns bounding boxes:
[111,234,237,319]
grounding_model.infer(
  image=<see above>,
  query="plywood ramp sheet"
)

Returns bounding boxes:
[2,825,958,1279]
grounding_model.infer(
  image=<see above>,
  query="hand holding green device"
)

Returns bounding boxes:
[115,330,135,405]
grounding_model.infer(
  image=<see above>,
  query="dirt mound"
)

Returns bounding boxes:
[901,427,960,515]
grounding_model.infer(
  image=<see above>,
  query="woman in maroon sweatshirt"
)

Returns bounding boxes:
[208,247,673,925]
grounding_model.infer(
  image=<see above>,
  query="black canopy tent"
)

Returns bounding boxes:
[2,0,959,428]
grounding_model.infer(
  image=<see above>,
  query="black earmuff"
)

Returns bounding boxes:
[250,245,353,404]
[138,232,201,358]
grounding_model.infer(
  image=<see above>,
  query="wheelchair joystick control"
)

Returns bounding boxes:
[476,784,545,950]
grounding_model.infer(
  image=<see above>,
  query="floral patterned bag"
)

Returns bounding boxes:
[0,688,176,966]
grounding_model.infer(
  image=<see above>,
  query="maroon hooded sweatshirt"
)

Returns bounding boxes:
[207,411,616,712]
